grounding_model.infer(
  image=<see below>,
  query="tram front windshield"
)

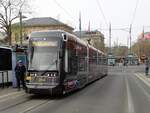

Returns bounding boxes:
[28,38,59,71]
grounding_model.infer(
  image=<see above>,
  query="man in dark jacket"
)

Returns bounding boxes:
[15,60,26,91]
[145,58,149,76]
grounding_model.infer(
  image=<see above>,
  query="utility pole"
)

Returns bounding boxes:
[79,12,81,39]
[19,11,23,46]
[129,24,132,54]
[109,23,111,54]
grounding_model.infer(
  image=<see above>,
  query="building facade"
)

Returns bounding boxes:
[12,17,74,45]
[74,30,105,51]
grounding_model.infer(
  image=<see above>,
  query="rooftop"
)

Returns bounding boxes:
[14,17,74,30]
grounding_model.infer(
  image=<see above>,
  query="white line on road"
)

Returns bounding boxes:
[125,76,135,113]
[0,91,25,103]
[135,73,150,87]
[19,100,54,113]
[133,74,150,101]
[0,91,24,99]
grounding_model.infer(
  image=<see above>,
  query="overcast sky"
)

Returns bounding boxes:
[29,0,150,47]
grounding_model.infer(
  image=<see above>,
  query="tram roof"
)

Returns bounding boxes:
[30,30,87,45]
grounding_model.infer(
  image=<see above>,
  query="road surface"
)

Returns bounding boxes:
[0,65,150,113]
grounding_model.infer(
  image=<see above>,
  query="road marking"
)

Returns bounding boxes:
[0,91,24,99]
[125,77,135,113]
[135,73,150,87]
[133,75,150,101]
[0,91,25,103]
[19,100,54,113]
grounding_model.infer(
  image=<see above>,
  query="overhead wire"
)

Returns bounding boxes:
[96,0,108,27]
[131,0,140,25]
[53,0,78,28]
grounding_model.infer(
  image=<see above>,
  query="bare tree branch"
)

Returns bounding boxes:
[0,0,28,45]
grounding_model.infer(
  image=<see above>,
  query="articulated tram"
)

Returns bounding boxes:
[26,30,107,95]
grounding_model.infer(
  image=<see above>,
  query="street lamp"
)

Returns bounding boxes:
[19,11,27,46]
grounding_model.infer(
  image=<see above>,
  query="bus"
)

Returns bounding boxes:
[0,46,12,86]
[26,30,107,95]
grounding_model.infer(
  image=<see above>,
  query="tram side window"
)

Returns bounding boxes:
[104,55,107,65]
[67,40,78,75]
[97,53,101,65]
[76,44,87,72]
[93,51,97,65]
[101,56,107,65]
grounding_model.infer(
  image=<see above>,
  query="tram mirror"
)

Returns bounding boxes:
[24,36,29,40]
[62,34,68,42]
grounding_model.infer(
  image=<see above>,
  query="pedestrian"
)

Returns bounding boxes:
[15,60,26,91]
[145,58,149,76]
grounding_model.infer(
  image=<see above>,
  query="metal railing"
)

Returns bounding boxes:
[0,71,9,88]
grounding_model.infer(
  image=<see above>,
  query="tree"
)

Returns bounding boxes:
[132,38,150,57]
[111,45,128,57]
[0,0,27,46]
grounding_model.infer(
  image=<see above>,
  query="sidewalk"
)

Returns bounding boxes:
[135,73,150,87]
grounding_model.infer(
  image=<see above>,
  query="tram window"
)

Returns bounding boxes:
[89,48,94,64]
[67,40,78,75]
[102,57,107,65]
[93,51,97,64]
[97,53,102,65]
[76,44,87,72]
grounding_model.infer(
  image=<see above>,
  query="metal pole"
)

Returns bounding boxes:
[129,24,132,54]
[19,11,23,46]
[79,12,81,39]
[109,23,111,54]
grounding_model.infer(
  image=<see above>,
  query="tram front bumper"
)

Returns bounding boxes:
[26,84,63,95]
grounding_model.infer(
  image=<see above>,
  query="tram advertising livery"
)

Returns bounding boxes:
[26,30,107,95]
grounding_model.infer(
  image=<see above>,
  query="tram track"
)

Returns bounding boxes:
[0,97,31,112]
[0,91,26,103]
[0,93,54,113]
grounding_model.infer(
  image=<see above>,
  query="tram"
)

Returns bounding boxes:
[26,30,107,95]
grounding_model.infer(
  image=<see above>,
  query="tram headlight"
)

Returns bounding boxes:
[34,73,37,76]
[47,73,57,77]
[26,73,31,81]
[26,76,32,81]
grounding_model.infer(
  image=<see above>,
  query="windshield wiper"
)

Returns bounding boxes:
[41,60,58,76]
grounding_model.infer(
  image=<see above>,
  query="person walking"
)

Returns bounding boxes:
[15,60,26,91]
[145,58,149,76]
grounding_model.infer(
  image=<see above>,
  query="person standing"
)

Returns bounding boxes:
[145,58,149,76]
[15,60,26,91]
